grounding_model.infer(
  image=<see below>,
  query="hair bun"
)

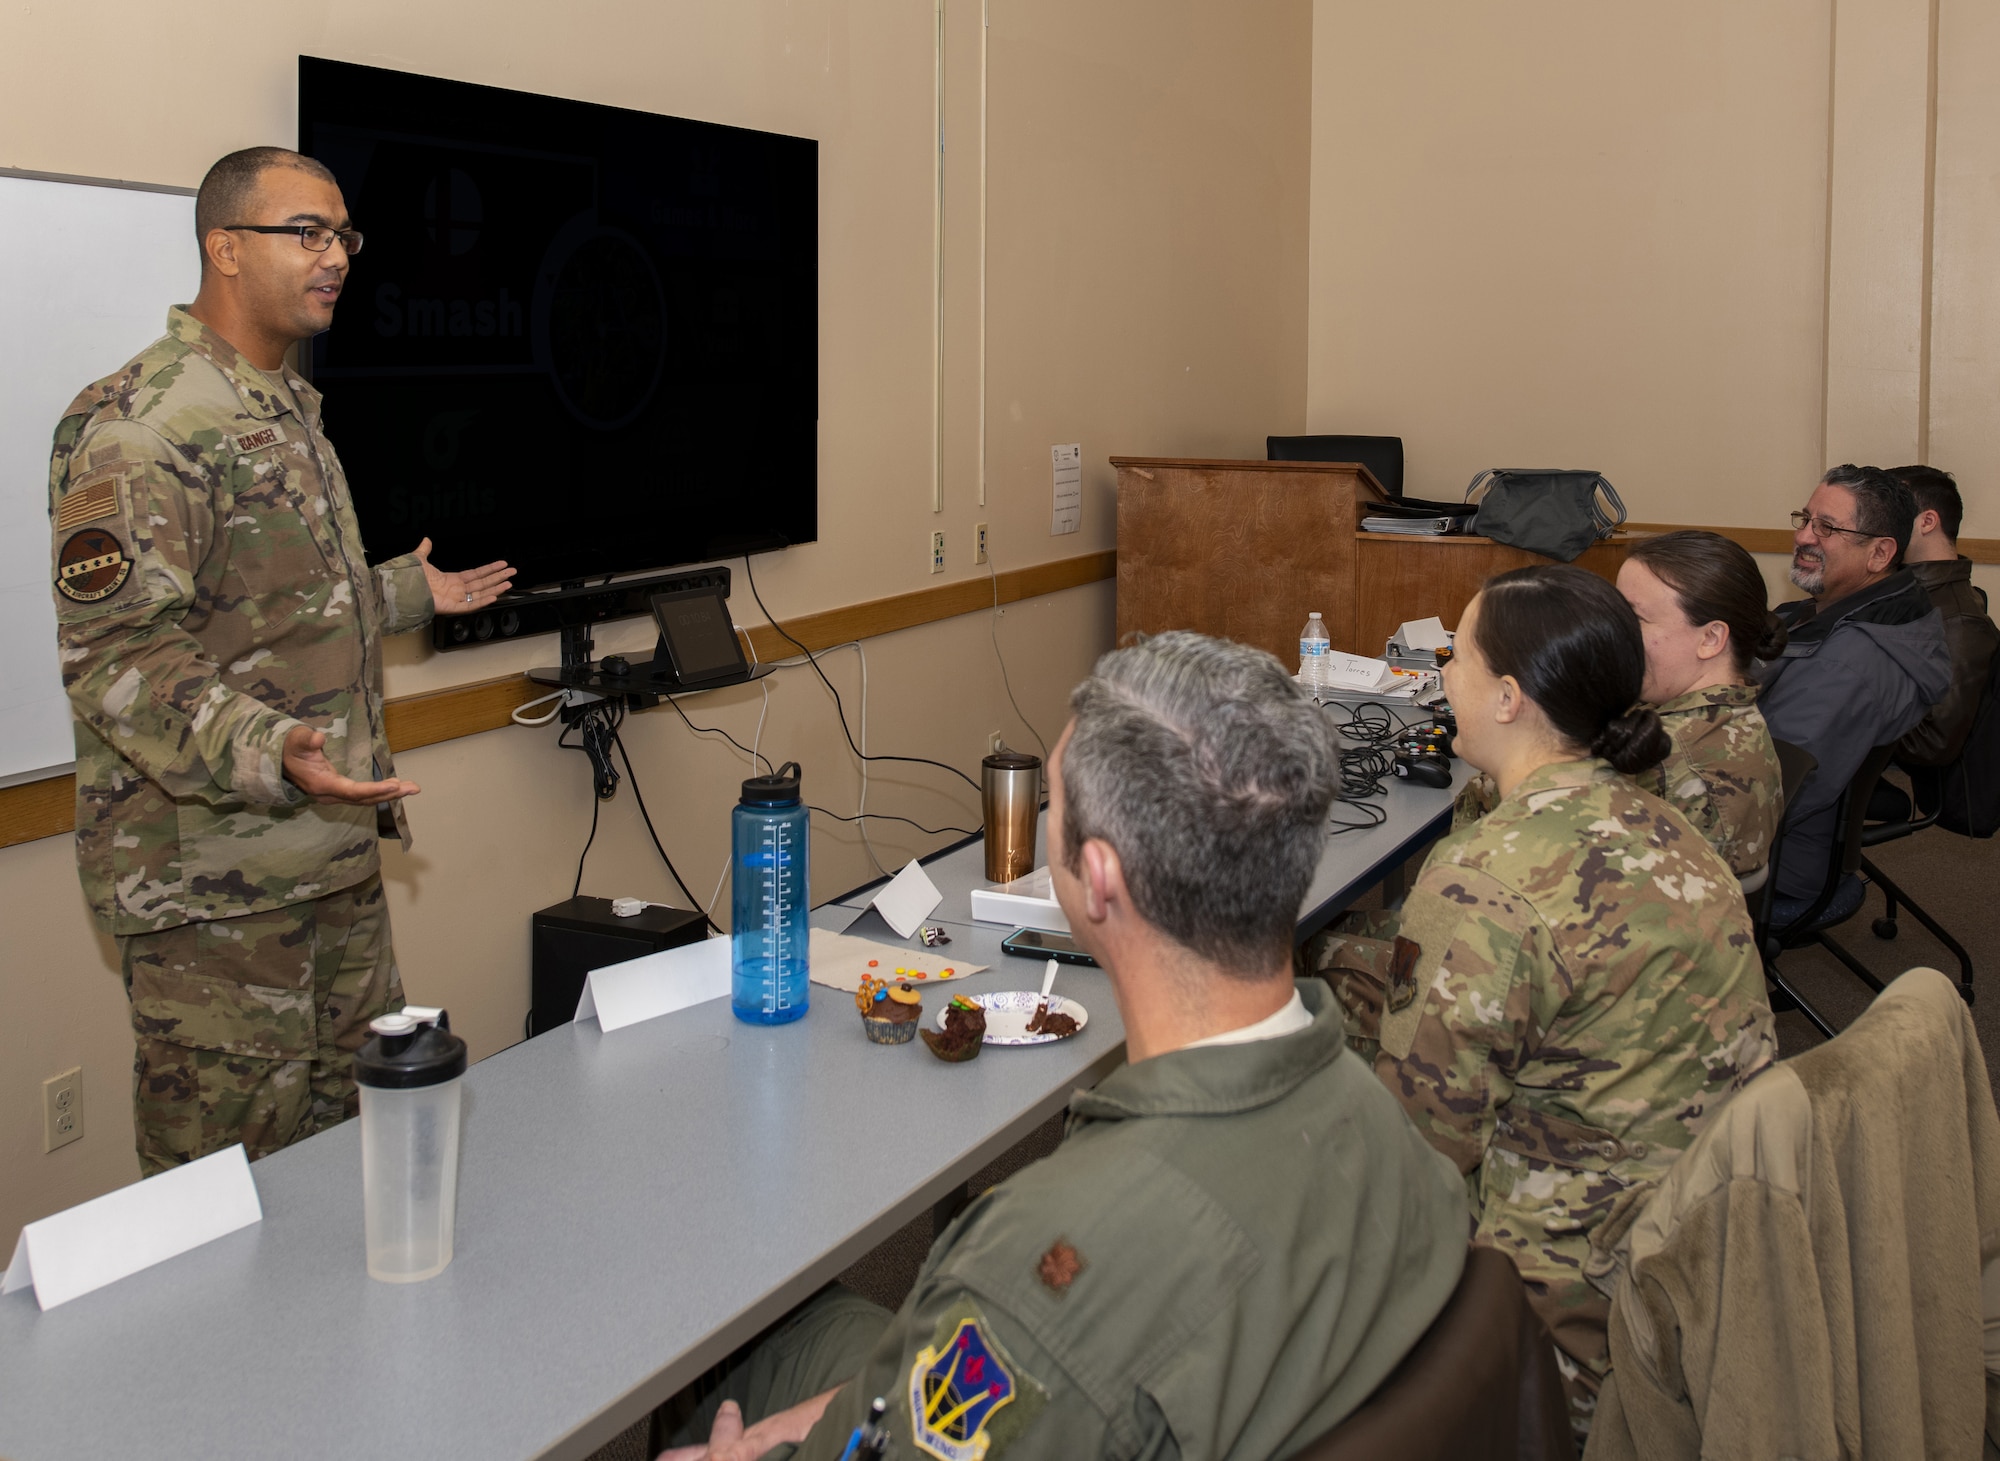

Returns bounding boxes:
[1593,708,1671,775]
[1754,611,1789,663]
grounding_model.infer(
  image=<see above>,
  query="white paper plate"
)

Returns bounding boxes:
[935,991,1089,1046]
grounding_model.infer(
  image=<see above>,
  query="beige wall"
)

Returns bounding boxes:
[0,0,1312,1241]
[1309,0,2000,611]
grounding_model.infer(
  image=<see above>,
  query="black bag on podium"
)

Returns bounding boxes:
[1464,468,1626,562]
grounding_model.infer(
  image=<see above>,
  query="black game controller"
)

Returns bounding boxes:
[600,655,632,676]
[1393,753,1453,789]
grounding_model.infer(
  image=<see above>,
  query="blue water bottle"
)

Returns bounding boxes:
[731,761,810,1024]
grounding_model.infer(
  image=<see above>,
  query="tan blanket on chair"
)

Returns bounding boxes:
[1584,967,2000,1460]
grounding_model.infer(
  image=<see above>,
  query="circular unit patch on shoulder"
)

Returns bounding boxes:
[55,527,133,602]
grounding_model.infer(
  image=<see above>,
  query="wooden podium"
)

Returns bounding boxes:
[1111,456,1639,666]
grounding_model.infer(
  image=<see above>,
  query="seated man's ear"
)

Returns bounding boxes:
[1077,838,1125,925]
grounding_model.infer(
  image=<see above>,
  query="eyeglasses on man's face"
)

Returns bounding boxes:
[1789,509,1879,543]
[223,224,364,255]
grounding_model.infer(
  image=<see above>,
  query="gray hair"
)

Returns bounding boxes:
[1821,463,1917,563]
[1060,632,1340,977]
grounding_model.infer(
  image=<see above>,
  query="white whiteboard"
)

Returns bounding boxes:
[0,171,197,784]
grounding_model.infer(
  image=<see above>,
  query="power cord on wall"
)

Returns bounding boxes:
[987,548,1049,760]
[742,553,981,794]
[611,729,722,935]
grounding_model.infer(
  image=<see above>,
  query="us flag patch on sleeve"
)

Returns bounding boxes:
[54,476,119,531]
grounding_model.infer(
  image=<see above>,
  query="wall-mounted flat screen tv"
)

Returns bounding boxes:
[298,56,818,592]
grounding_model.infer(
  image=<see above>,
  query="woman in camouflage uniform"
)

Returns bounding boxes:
[1316,565,1776,1442]
[1616,531,1788,879]
[1453,532,1786,881]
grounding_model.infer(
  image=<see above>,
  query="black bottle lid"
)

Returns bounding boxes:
[740,760,803,806]
[354,1008,467,1090]
[982,750,1041,772]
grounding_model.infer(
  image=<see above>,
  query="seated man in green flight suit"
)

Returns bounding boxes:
[656,631,1470,1461]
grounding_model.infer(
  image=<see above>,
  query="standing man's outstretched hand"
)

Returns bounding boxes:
[283,725,420,805]
[416,537,515,615]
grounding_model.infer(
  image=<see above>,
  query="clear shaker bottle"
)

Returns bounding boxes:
[1299,612,1330,688]
[731,761,810,1025]
[354,1006,467,1283]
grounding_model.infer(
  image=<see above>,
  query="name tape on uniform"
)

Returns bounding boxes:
[229,424,286,455]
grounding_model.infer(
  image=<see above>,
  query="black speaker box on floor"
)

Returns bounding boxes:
[529,896,708,1037]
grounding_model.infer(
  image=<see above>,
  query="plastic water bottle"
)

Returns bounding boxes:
[1299,612,1330,688]
[355,1007,466,1284]
[731,761,810,1025]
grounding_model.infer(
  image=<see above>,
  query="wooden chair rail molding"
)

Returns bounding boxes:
[1625,522,2000,564]
[0,549,1116,851]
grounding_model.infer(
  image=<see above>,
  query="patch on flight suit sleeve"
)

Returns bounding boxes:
[908,1301,1047,1460]
[228,423,286,455]
[53,473,121,531]
[55,526,133,602]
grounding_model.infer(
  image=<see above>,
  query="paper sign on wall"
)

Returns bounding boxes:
[1051,444,1082,535]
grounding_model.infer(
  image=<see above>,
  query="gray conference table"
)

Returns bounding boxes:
[0,781,1449,1461]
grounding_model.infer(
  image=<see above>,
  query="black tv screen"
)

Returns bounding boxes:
[298,57,818,591]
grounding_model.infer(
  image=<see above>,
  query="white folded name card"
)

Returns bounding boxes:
[871,858,944,939]
[575,933,733,1032]
[1320,651,1402,693]
[3,1144,262,1311]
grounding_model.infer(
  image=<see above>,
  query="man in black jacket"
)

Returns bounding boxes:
[1889,465,1998,771]
[1759,465,1948,925]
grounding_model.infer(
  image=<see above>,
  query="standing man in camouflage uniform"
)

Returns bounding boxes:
[48,147,513,1174]
[1313,568,1775,1442]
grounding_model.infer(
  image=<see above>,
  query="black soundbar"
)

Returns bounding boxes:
[430,565,733,652]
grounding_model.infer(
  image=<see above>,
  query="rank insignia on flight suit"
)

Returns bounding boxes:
[908,1309,1042,1461]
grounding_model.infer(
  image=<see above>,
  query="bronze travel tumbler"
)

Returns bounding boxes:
[981,751,1042,883]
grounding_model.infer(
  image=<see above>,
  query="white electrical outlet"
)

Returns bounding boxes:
[43,1066,82,1153]
[930,530,947,574]
[988,730,1005,754]
[974,523,989,564]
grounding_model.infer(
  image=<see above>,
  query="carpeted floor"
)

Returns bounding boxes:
[588,823,1999,1461]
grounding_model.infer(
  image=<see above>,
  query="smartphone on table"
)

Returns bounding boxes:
[999,927,1098,967]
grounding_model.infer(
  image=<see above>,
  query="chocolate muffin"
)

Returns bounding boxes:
[920,997,987,1062]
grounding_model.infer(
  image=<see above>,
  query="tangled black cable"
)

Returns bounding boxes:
[1316,697,1453,833]
[560,701,625,895]
[742,554,982,794]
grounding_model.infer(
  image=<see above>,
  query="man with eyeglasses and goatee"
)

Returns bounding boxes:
[1756,465,1948,926]
[46,146,513,1175]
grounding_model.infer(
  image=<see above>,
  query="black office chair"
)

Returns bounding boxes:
[1268,434,1404,498]
[1758,743,1897,1037]
[1752,740,1822,1031]
[1296,1245,1575,1461]
[1851,768,1975,1006]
